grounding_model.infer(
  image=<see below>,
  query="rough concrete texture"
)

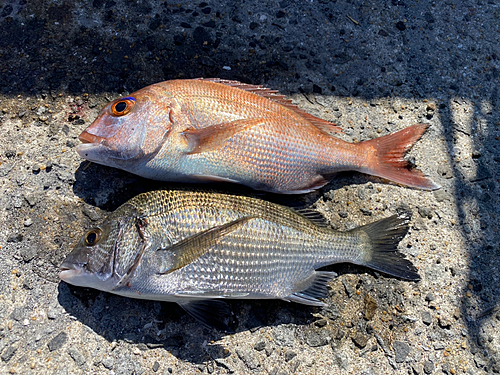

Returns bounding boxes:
[0,0,499,374]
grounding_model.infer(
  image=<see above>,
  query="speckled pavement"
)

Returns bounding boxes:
[0,1,499,374]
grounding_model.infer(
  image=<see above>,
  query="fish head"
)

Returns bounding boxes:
[59,207,144,292]
[76,87,173,169]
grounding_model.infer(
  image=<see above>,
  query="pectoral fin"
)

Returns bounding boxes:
[158,216,254,274]
[182,118,264,154]
[177,299,233,332]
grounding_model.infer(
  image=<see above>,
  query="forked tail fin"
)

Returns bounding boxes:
[351,211,420,281]
[359,124,440,190]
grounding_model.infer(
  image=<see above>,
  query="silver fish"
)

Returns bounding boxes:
[60,190,418,330]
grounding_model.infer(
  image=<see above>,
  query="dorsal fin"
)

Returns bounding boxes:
[196,78,343,134]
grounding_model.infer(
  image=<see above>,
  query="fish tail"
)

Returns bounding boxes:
[351,210,420,281]
[358,124,440,190]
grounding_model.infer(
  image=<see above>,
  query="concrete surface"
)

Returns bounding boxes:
[0,0,499,374]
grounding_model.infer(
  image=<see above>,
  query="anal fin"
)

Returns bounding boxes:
[281,174,329,194]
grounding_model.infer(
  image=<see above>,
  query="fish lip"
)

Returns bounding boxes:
[59,262,82,281]
[78,131,101,144]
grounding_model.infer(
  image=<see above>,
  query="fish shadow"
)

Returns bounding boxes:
[57,281,325,365]
[71,160,330,212]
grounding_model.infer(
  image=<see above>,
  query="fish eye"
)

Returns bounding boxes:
[85,228,102,246]
[111,97,135,116]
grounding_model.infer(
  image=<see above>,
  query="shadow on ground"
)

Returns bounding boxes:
[57,281,324,364]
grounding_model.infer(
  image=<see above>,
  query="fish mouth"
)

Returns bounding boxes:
[59,263,82,282]
[76,131,107,161]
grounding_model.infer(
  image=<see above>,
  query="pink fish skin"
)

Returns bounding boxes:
[76,78,439,193]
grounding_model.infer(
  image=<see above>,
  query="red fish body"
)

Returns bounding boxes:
[77,78,438,193]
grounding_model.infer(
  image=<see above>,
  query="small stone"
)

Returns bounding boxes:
[47,308,59,320]
[236,347,259,370]
[425,293,435,302]
[421,311,432,325]
[5,150,16,159]
[423,360,434,374]
[364,294,377,321]
[21,246,37,263]
[438,316,452,329]
[1,345,17,362]
[412,364,424,375]
[393,341,410,363]
[433,190,450,202]
[25,194,38,206]
[396,21,406,30]
[82,206,100,221]
[285,350,297,362]
[314,319,327,328]
[418,207,433,219]
[352,333,369,349]
[253,341,265,351]
[358,188,367,200]
[360,207,372,216]
[249,22,259,30]
[342,279,354,297]
[474,355,486,368]
[272,326,295,347]
[437,164,453,179]
[68,346,86,366]
[102,356,114,369]
[321,303,339,321]
[338,211,348,218]
[47,331,67,352]
[56,170,76,184]
[23,218,33,227]
[13,196,23,208]
[10,308,24,321]
[152,361,160,372]
[379,29,389,36]
[433,342,445,350]
[305,330,330,347]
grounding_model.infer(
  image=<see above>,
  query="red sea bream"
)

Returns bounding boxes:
[76,78,439,193]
